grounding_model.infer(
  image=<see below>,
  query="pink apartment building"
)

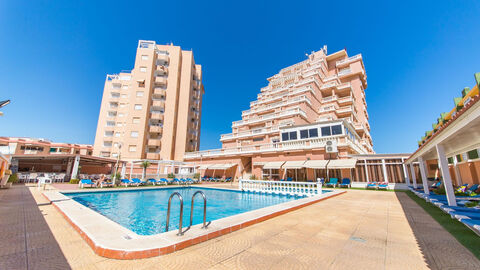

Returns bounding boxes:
[183,47,405,182]
[93,40,204,162]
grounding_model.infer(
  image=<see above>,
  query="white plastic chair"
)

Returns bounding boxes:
[28,173,38,183]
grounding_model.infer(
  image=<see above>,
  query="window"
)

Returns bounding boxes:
[112,153,118,158]
[140,67,147,72]
[108,111,117,117]
[118,113,125,117]
[282,132,289,141]
[467,149,479,160]
[104,131,113,137]
[122,85,128,90]
[281,131,298,141]
[112,84,121,89]
[131,131,139,138]
[253,137,263,142]
[106,121,115,127]
[103,141,112,147]
[141,55,148,60]
[132,117,140,124]
[300,130,308,139]
[331,125,343,135]
[129,145,137,152]
[121,94,127,98]
[134,104,142,110]
[116,122,123,127]
[321,126,331,136]
[110,92,120,98]
[120,103,126,108]
[115,132,121,137]
[136,91,144,97]
[309,128,318,138]
[100,151,110,157]
[290,131,297,140]
[456,154,463,162]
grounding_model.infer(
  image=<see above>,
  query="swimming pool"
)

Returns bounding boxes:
[65,187,323,236]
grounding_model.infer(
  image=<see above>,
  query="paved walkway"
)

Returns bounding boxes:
[2,184,479,269]
[0,184,70,270]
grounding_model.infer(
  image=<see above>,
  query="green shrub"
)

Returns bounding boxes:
[7,173,18,183]
[465,201,479,207]
[193,173,200,180]
[167,173,175,179]
[111,172,121,181]
[434,185,446,195]
[69,178,80,184]
[249,175,257,180]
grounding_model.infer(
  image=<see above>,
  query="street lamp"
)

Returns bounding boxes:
[0,100,11,116]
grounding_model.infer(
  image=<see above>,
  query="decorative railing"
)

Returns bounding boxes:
[336,54,362,66]
[239,179,322,197]
[232,108,307,127]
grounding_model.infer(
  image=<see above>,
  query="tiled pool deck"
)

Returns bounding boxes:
[2,184,480,269]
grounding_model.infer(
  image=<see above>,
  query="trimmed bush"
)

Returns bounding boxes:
[69,178,80,184]
[193,173,200,180]
[167,173,175,179]
[8,173,18,183]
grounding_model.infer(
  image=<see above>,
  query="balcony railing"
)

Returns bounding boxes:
[232,108,307,127]
[242,95,311,116]
[148,139,161,147]
[336,54,362,67]
[221,125,281,141]
[338,68,352,77]
[185,134,368,159]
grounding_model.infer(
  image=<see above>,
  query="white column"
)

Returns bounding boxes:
[436,144,457,206]
[156,162,160,178]
[381,159,389,183]
[70,155,80,179]
[129,162,133,179]
[452,157,462,185]
[410,163,417,188]
[120,163,126,178]
[364,159,369,182]
[401,158,410,185]
[418,157,430,195]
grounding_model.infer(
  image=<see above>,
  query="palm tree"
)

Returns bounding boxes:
[141,160,151,180]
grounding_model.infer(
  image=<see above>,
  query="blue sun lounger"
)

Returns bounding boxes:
[338,178,351,188]
[79,179,95,188]
[120,179,131,187]
[325,178,338,188]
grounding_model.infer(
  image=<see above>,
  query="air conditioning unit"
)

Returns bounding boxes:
[325,140,338,153]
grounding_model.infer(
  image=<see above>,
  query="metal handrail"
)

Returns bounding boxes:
[189,191,211,229]
[165,192,184,236]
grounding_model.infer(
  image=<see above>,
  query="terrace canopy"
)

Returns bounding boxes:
[263,161,285,169]
[327,159,357,169]
[208,163,236,170]
[282,161,306,169]
[304,160,329,169]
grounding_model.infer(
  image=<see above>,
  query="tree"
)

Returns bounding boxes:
[140,161,151,180]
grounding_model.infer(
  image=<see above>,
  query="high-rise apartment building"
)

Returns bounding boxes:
[93,40,204,161]
[185,46,374,181]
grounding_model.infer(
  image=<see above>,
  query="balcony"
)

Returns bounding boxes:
[156,66,167,75]
[185,134,368,159]
[337,96,353,105]
[148,139,161,147]
[320,81,337,90]
[151,112,164,120]
[232,108,307,127]
[156,54,169,64]
[154,88,166,96]
[338,68,352,77]
[242,95,311,116]
[146,153,160,159]
[220,125,281,141]
[152,99,165,108]
[155,76,167,85]
[336,54,362,67]
[149,125,163,133]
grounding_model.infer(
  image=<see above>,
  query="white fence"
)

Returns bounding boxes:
[239,179,322,197]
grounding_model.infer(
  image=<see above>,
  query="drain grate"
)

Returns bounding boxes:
[350,236,366,243]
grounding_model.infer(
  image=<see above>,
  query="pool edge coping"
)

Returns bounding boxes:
[42,187,346,260]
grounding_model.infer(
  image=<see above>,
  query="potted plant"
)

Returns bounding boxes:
[5,171,16,188]
[167,173,175,181]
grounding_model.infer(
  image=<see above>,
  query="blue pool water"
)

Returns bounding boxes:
[65,187,320,235]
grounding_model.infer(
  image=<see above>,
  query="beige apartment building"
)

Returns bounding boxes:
[185,46,379,182]
[93,40,204,162]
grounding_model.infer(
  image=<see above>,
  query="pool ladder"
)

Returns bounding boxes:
[165,191,211,236]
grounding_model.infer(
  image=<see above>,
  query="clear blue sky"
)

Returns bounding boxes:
[1,1,479,154]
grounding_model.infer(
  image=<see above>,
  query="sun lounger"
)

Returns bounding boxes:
[338,178,351,188]
[79,179,95,188]
[378,182,389,190]
[120,179,132,187]
[366,182,378,189]
[325,178,338,188]
[130,178,143,186]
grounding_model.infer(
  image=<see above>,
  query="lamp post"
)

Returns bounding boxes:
[112,143,122,186]
[0,100,11,116]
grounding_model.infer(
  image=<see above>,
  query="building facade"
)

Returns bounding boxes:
[0,137,93,156]
[93,40,204,161]
[185,47,377,182]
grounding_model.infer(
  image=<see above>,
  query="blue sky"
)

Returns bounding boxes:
[1,1,479,154]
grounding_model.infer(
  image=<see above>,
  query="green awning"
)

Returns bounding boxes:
[475,72,480,87]
[462,87,471,98]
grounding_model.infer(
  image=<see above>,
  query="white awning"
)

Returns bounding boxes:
[282,160,306,169]
[197,164,210,170]
[253,162,266,166]
[263,161,285,169]
[327,159,357,169]
[209,163,236,170]
[304,160,328,169]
